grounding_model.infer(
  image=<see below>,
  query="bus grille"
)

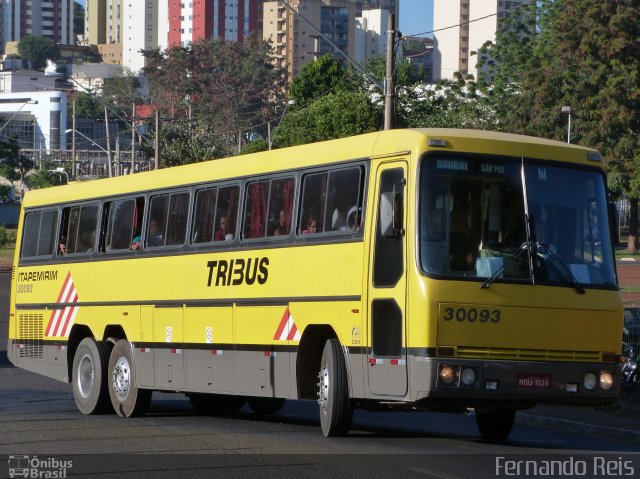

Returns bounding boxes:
[18,314,43,359]
[456,346,602,362]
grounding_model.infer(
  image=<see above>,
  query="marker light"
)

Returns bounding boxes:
[583,372,597,391]
[439,366,456,385]
[460,367,476,386]
[599,372,614,391]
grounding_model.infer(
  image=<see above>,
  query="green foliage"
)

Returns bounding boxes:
[25,169,62,190]
[0,225,15,248]
[240,138,269,155]
[273,90,382,148]
[0,139,33,186]
[0,184,11,202]
[101,68,143,117]
[157,120,235,167]
[17,35,60,71]
[289,55,347,108]
[70,92,102,118]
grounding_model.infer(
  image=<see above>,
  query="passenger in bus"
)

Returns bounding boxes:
[58,237,67,256]
[147,219,163,246]
[272,210,288,236]
[214,216,229,241]
[302,215,319,234]
[346,206,361,232]
[130,233,141,250]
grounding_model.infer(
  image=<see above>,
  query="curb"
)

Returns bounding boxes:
[517,412,640,444]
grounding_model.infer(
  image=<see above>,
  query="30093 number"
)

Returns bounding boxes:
[442,307,501,323]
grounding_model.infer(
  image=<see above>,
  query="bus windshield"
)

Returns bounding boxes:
[419,155,617,288]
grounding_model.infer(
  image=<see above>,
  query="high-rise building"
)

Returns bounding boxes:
[168,0,263,47]
[85,0,106,45]
[355,8,399,64]
[123,0,169,73]
[433,0,527,81]
[2,0,75,46]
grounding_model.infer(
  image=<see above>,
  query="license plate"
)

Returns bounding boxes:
[517,373,551,389]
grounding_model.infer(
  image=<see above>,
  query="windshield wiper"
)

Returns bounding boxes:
[481,242,528,289]
[536,241,586,295]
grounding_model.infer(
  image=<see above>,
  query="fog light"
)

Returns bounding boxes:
[439,366,456,385]
[565,383,578,393]
[583,372,597,390]
[600,371,614,391]
[460,367,476,386]
[485,380,498,391]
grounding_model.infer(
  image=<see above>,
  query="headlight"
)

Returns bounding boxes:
[583,372,597,390]
[599,371,614,391]
[439,365,456,385]
[460,367,476,386]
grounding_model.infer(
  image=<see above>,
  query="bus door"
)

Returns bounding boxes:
[367,162,408,397]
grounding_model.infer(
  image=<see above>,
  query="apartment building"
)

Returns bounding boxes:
[168,0,263,47]
[433,0,527,81]
[2,0,75,47]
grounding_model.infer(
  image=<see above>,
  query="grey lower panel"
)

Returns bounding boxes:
[134,347,298,399]
[9,341,68,383]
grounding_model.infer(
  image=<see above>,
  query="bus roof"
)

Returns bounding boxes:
[22,128,602,208]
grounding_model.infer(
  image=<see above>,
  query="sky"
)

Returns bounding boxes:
[399,0,434,38]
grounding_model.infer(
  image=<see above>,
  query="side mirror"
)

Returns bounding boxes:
[380,180,405,238]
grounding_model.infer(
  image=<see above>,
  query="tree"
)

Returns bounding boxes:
[18,35,60,71]
[289,55,347,108]
[101,68,143,117]
[479,0,640,250]
[69,92,102,118]
[143,36,285,141]
[0,139,33,188]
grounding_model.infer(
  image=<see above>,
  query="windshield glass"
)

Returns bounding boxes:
[419,155,617,288]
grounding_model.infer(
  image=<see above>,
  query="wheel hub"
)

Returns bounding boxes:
[318,362,329,412]
[77,353,94,399]
[112,356,131,401]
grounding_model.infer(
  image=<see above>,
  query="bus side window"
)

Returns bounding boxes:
[298,172,327,235]
[216,185,239,241]
[147,192,190,247]
[104,197,144,251]
[60,204,99,254]
[21,210,58,258]
[243,180,270,239]
[267,177,294,237]
[325,167,363,232]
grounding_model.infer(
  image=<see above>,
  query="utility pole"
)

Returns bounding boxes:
[267,122,272,150]
[154,109,160,170]
[71,99,76,179]
[115,133,121,176]
[131,103,136,174]
[104,107,113,178]
[384,13,396,130]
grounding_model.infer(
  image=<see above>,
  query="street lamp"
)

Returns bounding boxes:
[561,105,572,143]
[48,167,69,184]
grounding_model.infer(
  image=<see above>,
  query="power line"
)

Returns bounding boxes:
[406,0,535,38]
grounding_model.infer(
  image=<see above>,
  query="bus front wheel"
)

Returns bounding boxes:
[475,409,516,441]
[71,337,112,414]
[107,340,151,417]
[318,339,352,437]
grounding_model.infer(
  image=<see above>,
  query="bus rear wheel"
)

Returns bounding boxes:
[71,337,112,414]
[248,397,286,415]
[318,338,352,437]
[108,340,151,417]
[475,409,516,441]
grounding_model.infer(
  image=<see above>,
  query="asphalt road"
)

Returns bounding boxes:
[1,272,639,479]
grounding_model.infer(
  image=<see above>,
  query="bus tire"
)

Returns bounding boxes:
[248,397,286,415]
[71,337,112,415]
[108,339,151,417]
[188,394,246,414]
[318,338,352,437]
[475,409,516,441]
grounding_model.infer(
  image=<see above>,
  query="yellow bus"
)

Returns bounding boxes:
[7,129,623,439]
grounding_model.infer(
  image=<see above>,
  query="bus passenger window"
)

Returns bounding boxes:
[243,181,270,239]
[192,188,217,243]
[60,205,99,254]
[268,178,294,237]
[215,186,238,241]
[146,192,189,247]
[325,168,363,232]
[21,210,58,258]
[105,198,144,251]
[299,172,327,234]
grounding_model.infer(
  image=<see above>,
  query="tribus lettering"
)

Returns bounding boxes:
[206,257,269,287]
